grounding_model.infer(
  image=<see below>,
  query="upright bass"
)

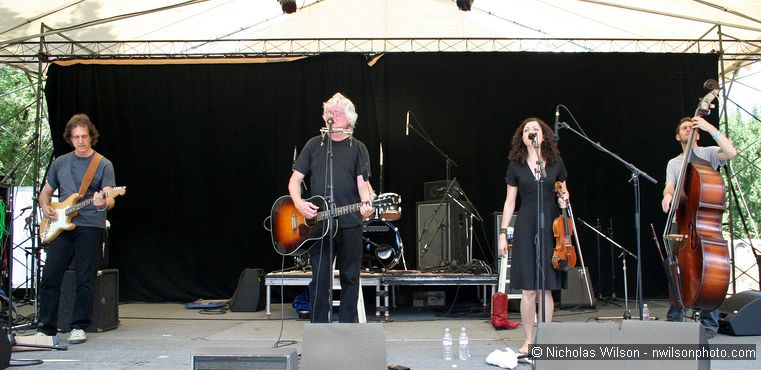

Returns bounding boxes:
[662,79,730,311]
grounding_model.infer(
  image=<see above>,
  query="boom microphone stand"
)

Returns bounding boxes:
[556,116,656,320]
[404,111,458,182]
[578,218,638,320]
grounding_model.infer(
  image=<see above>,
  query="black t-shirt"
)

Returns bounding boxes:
[294,135,371,228]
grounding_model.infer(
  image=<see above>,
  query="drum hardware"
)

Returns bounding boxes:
[361,218,403,272]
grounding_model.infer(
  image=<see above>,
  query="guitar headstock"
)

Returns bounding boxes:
[372,193,401,207]
[109,186,127,197]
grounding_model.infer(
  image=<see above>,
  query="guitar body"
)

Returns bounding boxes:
[271,195,336,256]
[39,187,127,245]
[39,193,81,244]
[676,162,730,310]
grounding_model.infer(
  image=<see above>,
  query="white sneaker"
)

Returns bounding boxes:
[68,329,86,344]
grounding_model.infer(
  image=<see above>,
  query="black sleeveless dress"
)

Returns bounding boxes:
[505,157,568,290]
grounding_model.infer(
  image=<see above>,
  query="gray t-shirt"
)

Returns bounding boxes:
[666,146,725,184]
[47,151,116,228]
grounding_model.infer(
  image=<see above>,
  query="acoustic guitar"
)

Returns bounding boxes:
[39,186,126,244]
[270,193,400,256]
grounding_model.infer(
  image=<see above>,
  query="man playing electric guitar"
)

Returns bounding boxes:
[37,114,116,344]
[287,93,374,323]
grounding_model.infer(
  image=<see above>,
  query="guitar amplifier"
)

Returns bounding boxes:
[58,269,119,332]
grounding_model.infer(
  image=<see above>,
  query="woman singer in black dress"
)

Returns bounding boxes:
[497,117,568,354]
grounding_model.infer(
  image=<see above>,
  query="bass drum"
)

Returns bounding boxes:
[361,219,403,272]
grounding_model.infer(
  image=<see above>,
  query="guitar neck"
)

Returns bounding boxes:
[315,201,366,221]
[66,190,111,216]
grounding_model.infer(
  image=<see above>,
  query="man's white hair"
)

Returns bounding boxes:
[322,92,358,127]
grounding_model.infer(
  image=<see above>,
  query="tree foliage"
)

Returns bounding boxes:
[724,106,761,239]
[0,66,51,186]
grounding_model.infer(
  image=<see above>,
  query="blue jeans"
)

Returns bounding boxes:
[667,304,719,333]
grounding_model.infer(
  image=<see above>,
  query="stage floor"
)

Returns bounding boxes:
[8,298,760,369]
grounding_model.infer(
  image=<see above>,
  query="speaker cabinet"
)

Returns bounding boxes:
[559,267,595,308]
[229,268,266,312]
[416,201,467,268]
[301,323,386,370]
[192,347,297,370]
[718,289,761,336]
[58,269,119,333]
[535,321,707,370]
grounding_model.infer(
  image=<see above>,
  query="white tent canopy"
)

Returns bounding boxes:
[1,1,759,58]
[1,0,759,109]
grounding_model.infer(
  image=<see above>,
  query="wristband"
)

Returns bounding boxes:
[499,228,508,236]
[96,206,108,212]
[712,130,720,141]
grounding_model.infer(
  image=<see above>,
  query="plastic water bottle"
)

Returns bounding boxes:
[442,328,453,361]
[642,304,650,320]
[458,327,470,360]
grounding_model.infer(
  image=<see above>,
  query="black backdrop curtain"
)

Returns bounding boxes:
[44,52,717,302]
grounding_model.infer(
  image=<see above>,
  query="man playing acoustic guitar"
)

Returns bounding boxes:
[287,93,374,323]
[37,113,116,344]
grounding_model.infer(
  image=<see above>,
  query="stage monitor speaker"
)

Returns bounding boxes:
[559,267,595,308]
[301,323,386,370]
[192,347,297,370]
[58,269,119,333]
[718,289,761,336]
[416,202,467,268]
[535,321,707,370]
[229,268,266,312]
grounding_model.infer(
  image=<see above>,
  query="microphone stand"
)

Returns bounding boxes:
[531,139,548,326]
[326,119,337,323]
[578,218,638,320]
[557,121,656,320]
[405,112,458,181]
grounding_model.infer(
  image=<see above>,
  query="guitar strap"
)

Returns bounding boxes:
[78,152,103,197]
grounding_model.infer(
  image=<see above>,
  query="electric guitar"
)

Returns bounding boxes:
[270,193,400,256]
[39,186,126,244]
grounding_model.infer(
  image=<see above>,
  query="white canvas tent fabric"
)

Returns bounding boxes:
[0,0,759,106]
[1,0,760,49]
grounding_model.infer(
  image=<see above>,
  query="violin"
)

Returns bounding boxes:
[552,181,576,271]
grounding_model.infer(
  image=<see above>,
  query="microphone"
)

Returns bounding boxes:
[528,132,537,145]
[553,105,560,143]
[327,117,334,126]
[405,111,410,136]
